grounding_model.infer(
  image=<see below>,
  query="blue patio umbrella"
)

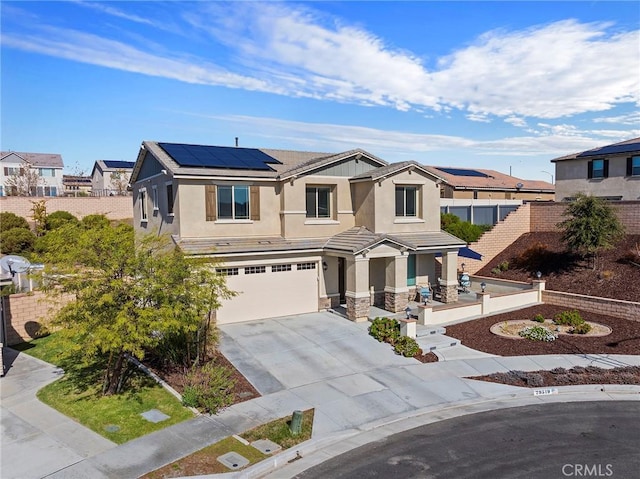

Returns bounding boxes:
[435,247,482,260]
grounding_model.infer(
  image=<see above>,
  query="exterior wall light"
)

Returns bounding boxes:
[481,282,486,293]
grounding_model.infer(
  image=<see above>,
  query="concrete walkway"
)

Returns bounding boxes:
[2,312,639,479]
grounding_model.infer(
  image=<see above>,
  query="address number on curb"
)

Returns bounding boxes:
[534,388,559,396]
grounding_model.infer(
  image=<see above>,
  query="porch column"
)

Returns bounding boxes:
[384,253,409,313]
[345,256,370,322]
[440,250,459,303]
[415,253,433,287]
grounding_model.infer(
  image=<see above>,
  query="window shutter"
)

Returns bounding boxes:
[250,185,260,221]
[603,159,609,178]
[205,185,217,221]
[627,157,633,177]
[587,161,593,179]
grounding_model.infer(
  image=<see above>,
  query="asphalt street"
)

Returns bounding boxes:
[295,401,640,479]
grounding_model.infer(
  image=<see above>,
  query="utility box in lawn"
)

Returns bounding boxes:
[290,410,303,435]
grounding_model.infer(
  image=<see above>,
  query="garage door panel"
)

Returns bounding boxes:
[217,268,318,324]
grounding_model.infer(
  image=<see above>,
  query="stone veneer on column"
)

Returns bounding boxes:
[384,291,409,313]
[440,284,458,303]
[346,296,370,321]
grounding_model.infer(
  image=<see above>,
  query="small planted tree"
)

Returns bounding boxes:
[557,194,624,270]
[4,162,44,196]
[39,223,235,395]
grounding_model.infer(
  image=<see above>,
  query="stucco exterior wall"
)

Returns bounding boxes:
[133,175,180,238]
[281,176,356,238]
[554,156,640,201]
[373,170,441,234]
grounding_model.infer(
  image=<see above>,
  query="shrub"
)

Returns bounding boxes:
[182,362,236,414]
[600,270,614,280]
[518,325,557,342]
[46,210,79,230]
[0,227,37,254]
[570,322,592,335]
[532,314,545,323]
[81,214,110,229]
[553,310,584,327]
[393,336,421,357]
[491,267,502,276]
[369,317,400,345]
[498,261,509,272]
[0,212,30,233]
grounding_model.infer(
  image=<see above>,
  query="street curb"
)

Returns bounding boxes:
[174,384,640,479]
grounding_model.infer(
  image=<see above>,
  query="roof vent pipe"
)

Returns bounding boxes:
[235,137,239,147]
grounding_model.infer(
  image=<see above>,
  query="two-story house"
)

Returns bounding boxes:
[0,151,64,197]
[551,137,640,201]
[91,160,135,196]
[130,142,466,324]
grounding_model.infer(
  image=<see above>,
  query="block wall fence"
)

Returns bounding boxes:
[542,290,640,322]
[2,292,74,346]
[0,196,133,221]
[529,201,640,234]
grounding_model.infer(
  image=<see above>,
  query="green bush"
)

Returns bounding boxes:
[46,211,79,230]
[182,362,236,414]
[570,322,592,335]
[0,227,37,254]
[0,212,30,233]
[491,267,502,275]
[519,325,557,342]
[81,214,110,229]
[393,336,421,357]
[532,314,545,323]
[368,317,400,344]
[553,310,585,327]
[498,261,509,272]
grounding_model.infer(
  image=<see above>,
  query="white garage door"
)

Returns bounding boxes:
[216,263,319,324]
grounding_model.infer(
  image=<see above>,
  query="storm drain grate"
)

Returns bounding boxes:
[217,452,249,470]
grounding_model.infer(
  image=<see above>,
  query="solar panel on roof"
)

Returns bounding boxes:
[435,167,489,178]
[158,143,282,171]
[104,160,135,169]
[576,141,640,158]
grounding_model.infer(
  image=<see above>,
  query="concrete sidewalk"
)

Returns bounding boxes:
[2,312,640,479]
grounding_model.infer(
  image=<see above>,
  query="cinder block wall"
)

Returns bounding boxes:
[530,201,640,234]
[462,203,531,274]
[543,290,640,322]
[3,292,73,345]
[0,196,133,221]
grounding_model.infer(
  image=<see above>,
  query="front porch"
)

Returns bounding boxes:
[319,227,467,322]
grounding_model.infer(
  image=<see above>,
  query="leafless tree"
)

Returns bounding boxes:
[4,162,44,196]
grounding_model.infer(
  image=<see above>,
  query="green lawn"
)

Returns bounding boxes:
[14,334,194,444]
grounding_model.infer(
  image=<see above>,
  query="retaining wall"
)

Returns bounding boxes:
[530,201,640,234]
[542,290,640,322]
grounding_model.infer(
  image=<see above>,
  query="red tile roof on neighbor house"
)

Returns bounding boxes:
[423,166,554,192]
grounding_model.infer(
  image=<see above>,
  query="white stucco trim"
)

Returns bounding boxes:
[393,179,427,185]
[280,210,307,215]
[304,219,340,225]
[345,290,371,299]
[337,210,354,214]
[384,286,410,294]
[214,219,254,224]
[394,218,425,224]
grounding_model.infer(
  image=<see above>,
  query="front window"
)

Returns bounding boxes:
[166,183,174,214]
[306,186,331,218]
[218,185,249,219]
[395,186,417,216]
[591,159,605,179]
[38,168,55,177]
[152,186,159,210]
[631,156,640,176]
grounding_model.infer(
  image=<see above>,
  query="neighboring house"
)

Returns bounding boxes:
[424,166,555,201]
[422,166,554,225]
[62,175,92,196]
[0,151,64,197]
[551,137,640,201]
[91,160,135,196]
[130,142,466,324]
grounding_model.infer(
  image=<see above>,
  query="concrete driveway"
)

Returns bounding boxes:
[219,312,417,395]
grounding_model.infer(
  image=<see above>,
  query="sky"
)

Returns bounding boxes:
[1,1,639,182]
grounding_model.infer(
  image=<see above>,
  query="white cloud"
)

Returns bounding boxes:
[592,111,640,125]
[3,3,639,122]
[505,117,528,128]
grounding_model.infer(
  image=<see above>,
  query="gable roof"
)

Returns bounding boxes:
[0,151,63,168]
[551,137,640,162]
[350,160,441,183]
[424,166,553,192]
[277,149,388,180]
